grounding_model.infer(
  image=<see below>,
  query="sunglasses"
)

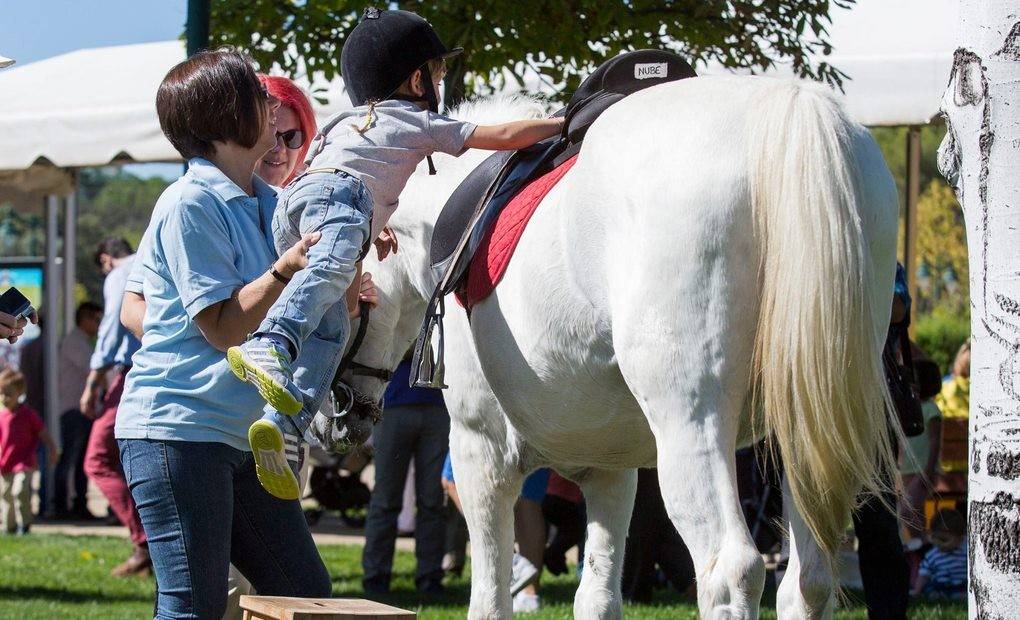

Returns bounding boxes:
[275,128,304,149]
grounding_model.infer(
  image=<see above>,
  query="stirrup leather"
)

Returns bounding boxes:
[410,289,448,389]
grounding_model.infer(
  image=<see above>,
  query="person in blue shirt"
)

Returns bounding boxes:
[361,357,450,595]
[114,49,330,618]
[889,262,911,345]
[912,508,967,600]
[79,238,149,577]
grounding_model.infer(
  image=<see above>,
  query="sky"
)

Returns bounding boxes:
[1,0,188,179]
[0,0,186,65]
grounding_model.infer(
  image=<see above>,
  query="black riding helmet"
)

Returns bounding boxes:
[340,7,462,113]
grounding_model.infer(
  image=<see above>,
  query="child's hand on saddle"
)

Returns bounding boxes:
[350,272,378,319]
[275,231,321,279]
[374,226,399,261]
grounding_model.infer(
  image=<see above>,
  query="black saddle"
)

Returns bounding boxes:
[411,50,697,388]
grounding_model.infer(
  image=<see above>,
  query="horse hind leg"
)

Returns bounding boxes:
[654,417,764,618]
[776,476,835,619]
[572,467,637,620]
[625,361,764,618]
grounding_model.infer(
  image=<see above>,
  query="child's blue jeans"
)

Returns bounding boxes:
[258,171,373,438]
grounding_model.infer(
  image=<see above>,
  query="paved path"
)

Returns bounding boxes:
[33,514,416,551]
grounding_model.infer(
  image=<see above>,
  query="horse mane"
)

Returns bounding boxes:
[448,93,548,125]
[410,93,550,181]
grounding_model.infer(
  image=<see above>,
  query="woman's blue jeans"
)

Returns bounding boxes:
[119,439,331,619]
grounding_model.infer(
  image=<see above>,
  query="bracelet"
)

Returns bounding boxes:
[270,267,291,284]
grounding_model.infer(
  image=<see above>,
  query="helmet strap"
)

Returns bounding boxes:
[419,63,440,175]
[419,63,440,113]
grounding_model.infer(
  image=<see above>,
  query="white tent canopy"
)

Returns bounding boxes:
[715,0,958,127]
[0,40,350,171]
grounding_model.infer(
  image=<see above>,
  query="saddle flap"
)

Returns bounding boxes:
[430,149,515,270]
[432,139,561,296]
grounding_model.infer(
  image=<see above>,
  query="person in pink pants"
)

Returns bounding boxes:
[81,238,149,576]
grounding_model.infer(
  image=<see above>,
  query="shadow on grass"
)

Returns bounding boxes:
[334,578,472,610]
[0,585,153,605]
[332,574,683,611]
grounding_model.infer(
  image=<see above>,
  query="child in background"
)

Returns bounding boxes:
[0,369,57,534]
[912,509,968,600]
[228,8,563,500]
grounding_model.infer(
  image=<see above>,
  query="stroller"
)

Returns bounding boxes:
[303,444,373,528]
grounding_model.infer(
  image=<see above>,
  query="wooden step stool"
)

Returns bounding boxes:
[239,596,415,620]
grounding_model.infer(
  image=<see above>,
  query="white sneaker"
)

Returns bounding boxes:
[249,419,304,500]
[227,337,303,415]
[510,553,539,595]
[512,592,540,614]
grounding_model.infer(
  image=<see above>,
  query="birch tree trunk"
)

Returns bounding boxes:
[938,3,1020,617]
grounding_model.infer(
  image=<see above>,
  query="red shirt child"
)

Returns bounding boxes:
[0,403,45,475]
[0,370,56,475]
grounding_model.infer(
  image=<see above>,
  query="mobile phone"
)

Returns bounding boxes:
[0,288,33,319]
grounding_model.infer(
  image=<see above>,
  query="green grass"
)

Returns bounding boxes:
[0,534,965,619]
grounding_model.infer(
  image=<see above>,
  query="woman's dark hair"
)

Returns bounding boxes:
[156,49,268,159]
[94,237,134,265]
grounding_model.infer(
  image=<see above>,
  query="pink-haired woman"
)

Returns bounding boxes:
[256,75,317,187]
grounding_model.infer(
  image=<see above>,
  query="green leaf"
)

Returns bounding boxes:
[208,0,853,104]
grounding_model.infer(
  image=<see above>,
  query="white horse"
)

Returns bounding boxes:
[347,76,899,619]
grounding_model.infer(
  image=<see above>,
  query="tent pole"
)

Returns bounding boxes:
[186,0,211,57]
[63,174,77,335]
[905,125,921,318]
[45,194,61,459]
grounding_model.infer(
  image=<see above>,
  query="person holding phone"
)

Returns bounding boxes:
[0,288,37,345]
[0,63,34,348]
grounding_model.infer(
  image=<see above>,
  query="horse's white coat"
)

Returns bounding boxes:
[348,77,899,619]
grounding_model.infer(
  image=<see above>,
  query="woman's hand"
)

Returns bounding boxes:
[274,231,322,279]
[374,227,398,261]
[0,310,34,344]
[350,272,379,319]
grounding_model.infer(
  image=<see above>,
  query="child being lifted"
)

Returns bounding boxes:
[228,7,563,499]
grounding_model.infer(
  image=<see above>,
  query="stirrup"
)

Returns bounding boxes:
[410,289,448,389]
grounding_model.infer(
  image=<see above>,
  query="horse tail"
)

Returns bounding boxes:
[746,80,896,557]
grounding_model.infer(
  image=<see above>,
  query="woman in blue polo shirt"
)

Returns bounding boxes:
[115,50,330,618]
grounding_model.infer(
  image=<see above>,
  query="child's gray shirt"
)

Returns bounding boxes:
[306,99,476,238]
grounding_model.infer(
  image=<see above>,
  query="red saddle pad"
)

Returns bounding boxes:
[457,154,579,310]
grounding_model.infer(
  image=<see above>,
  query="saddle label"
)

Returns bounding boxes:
[634,62,668,79]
